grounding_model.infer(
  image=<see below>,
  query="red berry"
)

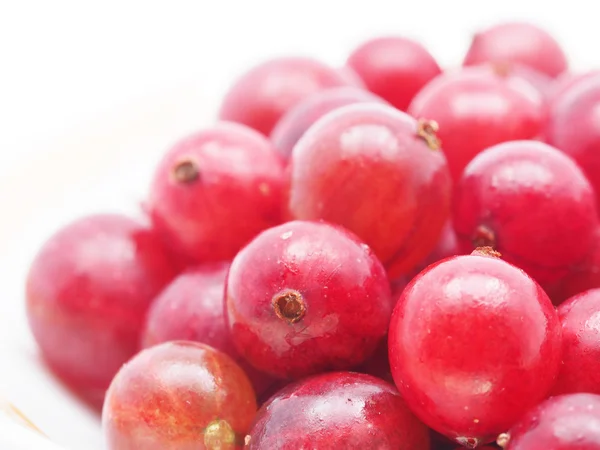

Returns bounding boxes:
[219,57,351,135]
[408,68,544,181]
[463,22,568,78]
[346,36,442,111]
[225,220,392,379]
[552,289,600,395]
[453,140,598,290]
[388,249,562,446]
[413,220,461,273]
[474,62,553,101]
[288,103,452,278]
[336,66,367,88]
[545,75,600,211]
[550,228,600,304]
[270,87,383,162]
[148,122,285,264]
[244,372,430,450]
[141,263,275,397]
[356,337,393,384]
[503,393,600,449]
[103,341,256,450]
[26,214,177,406]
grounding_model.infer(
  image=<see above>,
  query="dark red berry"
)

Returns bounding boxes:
[408,67,544,181]
[545,74,600,211]
[148,122,285,264]
[218,57,351,135]
[26,214,177,406]
[270,87,383,162]
[103,341,257,449]
[244,372,430,450]
[463,22,568,78]
[346,36,442,111]
[225,220,392,379]
[552,289,600,395]
[502,393,600,449]
[141,263,275,397]
[549,228,600,304]
[288,103,452,278]
[388,249,562,446]
[453,140,598,291]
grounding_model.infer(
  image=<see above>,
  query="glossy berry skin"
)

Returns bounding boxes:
[225,220,393,379]
[270,87,383,161]
[453,141,598,290]
[463,22,568,78]
[548,71,600,107]
[346,36,442,111]
[504,394,600,449]
[148,122,285,264]
[288,103,452,278]
[244,372,430,450]
[545,75,600,211]
[141,263,275,397]
[219,57,351,135]
[474,63,553,101]
[103,341,256,450]
[552,289,600,395]
[408,68,544,181]
[388,250,562,446]
[26,214,177,407]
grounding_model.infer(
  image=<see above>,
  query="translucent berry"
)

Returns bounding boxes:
[463,22,568,78]
[244,372,430,450]
[103,341,256,450]
[552,289,600,395]
[225,220,392,379]
[147,122,285,263]
[408,68,544,181]
[288,103,452,278]
[545,74,600,211]
[388,249,562,446]
[141,263,275,397]
[346,36,442,110]
[219,57,351,135]
[270,87,383,161]
[502,394,600,449]
[25,214,177,407]
[453,140,598,291]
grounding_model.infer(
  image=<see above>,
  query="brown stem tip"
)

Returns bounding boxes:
[455,437,479,449]
[416,119,442,151]
[273,290,306,324]
[472,246,502,258]
[172,159,199,184]
[496,432,510,448]
[204,419,236,449]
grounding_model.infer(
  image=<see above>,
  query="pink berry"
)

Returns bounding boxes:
[408,68,544,181]
[147,122,285,264]
[244,372,430,450]
[336,66,367,88]
[26,214,177,406]
[270,87,383,161]
[474,62,553,100]
[545,75,600,211]
[453,140,598,290]
[225,220,392,379]
[103,341,256,450]
[388,249,562,446]
[141,263,275,397]
[219,57,351,135]
[548,70,600,106]
[288,103,452,278]
[463,22,568,78]
[552,289,600,395]
[502,393,600,449]
[346,36,442,111]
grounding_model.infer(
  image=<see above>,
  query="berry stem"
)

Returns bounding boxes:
[272,290,306,324]
[172,159,200,183]
[416,119,442,150]
[472,224,496,248]
[496,432,510,448]
[471,246,502,258]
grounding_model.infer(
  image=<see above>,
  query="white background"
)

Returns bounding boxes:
[0,1,598,449]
